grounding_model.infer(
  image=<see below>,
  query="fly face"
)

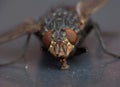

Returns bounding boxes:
[49,38,74,58]
[42,28,78,58]
[40,8,80,58]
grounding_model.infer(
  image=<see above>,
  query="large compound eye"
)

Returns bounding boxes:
[64,28,78,45]
[42,30,52,48]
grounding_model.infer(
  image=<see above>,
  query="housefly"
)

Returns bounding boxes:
[0,0,119,69]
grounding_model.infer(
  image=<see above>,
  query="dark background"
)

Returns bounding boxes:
[0,0,120,87]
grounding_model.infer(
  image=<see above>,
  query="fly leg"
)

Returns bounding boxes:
[41,46,48,52]
[74,47,88,56]
[93,23,120,58]
[0,18,40,67]
[60,58,69,69]
[0,34,31,67]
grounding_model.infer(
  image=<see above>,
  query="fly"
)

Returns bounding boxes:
[0,0,120,69]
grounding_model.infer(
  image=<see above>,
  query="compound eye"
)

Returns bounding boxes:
[42,30,52,48]
[64,28,78,45]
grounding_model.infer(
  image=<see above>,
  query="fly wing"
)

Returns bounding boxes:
[76,0,109,22]
[0,19,40,45]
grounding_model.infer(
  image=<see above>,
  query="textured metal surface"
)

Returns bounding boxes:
[0,0,120,87]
